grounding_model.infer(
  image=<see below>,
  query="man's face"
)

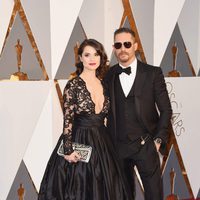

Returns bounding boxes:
[113,32,138,66]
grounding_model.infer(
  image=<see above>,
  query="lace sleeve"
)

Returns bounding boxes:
[62,80,75,155]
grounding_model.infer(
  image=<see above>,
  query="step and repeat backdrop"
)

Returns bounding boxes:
[0,0,200,199]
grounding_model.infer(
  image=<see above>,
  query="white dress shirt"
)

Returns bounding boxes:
[119,59,137,97]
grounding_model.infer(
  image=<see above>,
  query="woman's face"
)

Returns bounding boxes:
[80,45,101,72]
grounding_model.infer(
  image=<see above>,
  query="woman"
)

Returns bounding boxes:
[38,39,133,200]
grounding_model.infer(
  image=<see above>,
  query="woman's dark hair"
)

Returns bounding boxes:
[75,39,109,79]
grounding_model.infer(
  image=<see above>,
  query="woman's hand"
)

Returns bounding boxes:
[64,151,81,163]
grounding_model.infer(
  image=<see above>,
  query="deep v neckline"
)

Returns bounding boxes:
[78,76,105,114]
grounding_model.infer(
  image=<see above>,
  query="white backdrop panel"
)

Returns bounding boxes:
[24,87,53,191]
[178,0,200,75]
[104,0,123,59]
[24,81,63,191]
[21,0,51,79]
[0,0,14,54]
[0,81,50,200]
[154,0,185,66]
[166,77,200,197]
[129,0,154,64]
[79,0,104,45]
[50,0,84,79]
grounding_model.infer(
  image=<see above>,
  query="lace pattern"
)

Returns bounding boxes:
[63,76,110,155]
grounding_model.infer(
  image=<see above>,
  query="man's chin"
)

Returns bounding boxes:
[119,59,129,64]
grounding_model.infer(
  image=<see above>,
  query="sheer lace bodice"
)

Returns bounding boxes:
[62,76,110,155]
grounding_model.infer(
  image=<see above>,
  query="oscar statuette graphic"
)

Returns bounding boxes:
[166,168,179,200]
[168,42,181,77]
[17,183,25,200]
[10,39,29,80]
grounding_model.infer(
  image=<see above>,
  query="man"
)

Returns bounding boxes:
[105,27,172,200]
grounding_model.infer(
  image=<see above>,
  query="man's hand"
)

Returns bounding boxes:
[154,141,161,152]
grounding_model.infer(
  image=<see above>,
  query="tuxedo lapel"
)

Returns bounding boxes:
[134,60,149,132]
[134,60,147,97]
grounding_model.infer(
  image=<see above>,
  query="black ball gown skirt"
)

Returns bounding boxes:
[38,113,133,200]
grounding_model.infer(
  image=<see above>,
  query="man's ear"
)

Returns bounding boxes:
[134,42,138,51]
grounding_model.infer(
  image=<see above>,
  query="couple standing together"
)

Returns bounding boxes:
[38,27,172,200]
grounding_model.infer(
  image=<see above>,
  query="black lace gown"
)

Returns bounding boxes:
[38,76,133,200]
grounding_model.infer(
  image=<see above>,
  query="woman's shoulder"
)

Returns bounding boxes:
[64,76,79,88]
[65,76,84,89]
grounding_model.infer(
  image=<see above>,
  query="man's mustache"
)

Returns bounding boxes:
[119,52,129,56]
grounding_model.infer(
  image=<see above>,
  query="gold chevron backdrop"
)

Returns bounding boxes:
[0,0,200,199]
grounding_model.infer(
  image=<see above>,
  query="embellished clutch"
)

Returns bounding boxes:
[57,140,92,163]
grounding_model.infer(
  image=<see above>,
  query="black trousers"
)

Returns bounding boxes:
[119,138,163,200]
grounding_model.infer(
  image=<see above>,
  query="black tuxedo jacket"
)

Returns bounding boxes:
[104,60,172,154]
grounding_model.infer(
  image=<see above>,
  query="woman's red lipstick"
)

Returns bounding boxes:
[89,63,96,65]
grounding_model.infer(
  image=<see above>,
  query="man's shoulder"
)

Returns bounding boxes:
[106,64,119,77]
[109,63,119,71]
[138,60,161,72]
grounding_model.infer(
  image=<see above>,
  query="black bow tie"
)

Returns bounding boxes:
[116,66,131,75]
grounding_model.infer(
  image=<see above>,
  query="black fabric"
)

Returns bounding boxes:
[114,75,148,157]
[126,139,163,200]
[38,76,134,200]
[38,114,132,200]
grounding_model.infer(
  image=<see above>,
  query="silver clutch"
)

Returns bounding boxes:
[57,140,92,163]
